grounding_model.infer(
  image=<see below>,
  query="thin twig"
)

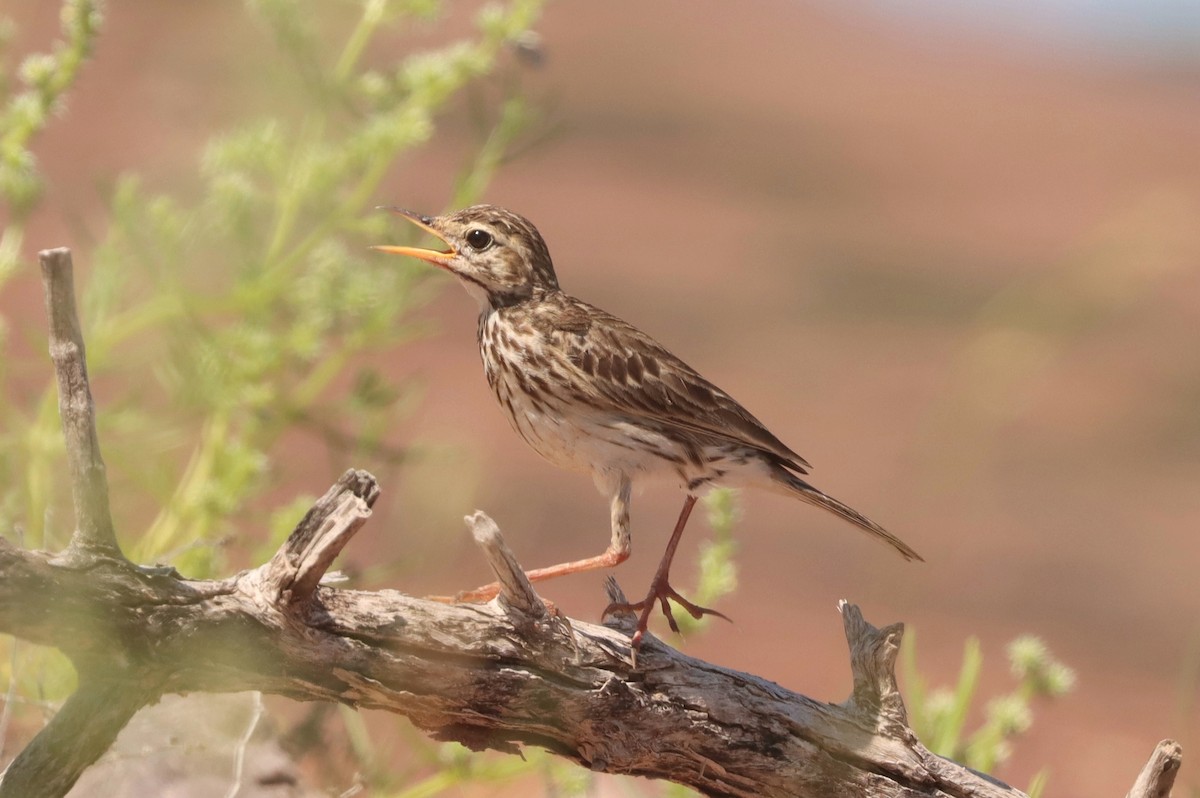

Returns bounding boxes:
[224,692,264,798]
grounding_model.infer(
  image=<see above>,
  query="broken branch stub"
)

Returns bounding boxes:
[38,247,122,559]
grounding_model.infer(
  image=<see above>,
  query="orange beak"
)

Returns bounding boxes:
[371,207,456,269]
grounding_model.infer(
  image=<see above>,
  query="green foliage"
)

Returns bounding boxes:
[0,0,100,225]
[902,629,1075,794]
[0,0,547,783]
[0,0,547,568]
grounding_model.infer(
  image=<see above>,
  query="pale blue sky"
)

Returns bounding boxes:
[862,0,1200,58]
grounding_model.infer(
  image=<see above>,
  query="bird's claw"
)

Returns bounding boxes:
[603,579,730,649]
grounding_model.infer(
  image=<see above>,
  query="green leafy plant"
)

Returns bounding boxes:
[902,630,1075,796]
[0,0,546,568]
[0,0,101,280]
[0,0,547,787]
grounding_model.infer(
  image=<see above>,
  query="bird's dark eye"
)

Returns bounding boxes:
[465,229,494,251]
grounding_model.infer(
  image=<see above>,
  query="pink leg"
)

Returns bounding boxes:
[445,544,631,602]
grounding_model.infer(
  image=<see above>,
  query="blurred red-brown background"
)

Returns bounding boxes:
[5,0,1200,794]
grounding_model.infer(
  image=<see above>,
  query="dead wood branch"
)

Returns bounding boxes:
[0,502,1022,798]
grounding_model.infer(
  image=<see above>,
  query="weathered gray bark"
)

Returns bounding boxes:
[0,487,1018,798]
[39,247,123,560]
[1127,740,1183,798]
[0,248,1181,797]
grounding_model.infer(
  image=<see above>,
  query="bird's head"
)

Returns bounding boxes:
[373,204,559,308]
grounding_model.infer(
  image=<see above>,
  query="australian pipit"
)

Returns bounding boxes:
[375,204,921,648]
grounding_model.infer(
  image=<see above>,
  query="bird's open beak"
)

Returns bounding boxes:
[371,207,456,269]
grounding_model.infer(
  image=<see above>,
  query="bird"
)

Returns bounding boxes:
[374,204,921,648]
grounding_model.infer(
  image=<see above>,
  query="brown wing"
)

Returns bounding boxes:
[537,293,812,474]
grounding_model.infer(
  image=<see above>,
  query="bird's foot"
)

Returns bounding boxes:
[603,575,730,649]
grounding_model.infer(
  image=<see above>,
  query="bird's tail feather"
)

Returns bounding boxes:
[772,468,923,562]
